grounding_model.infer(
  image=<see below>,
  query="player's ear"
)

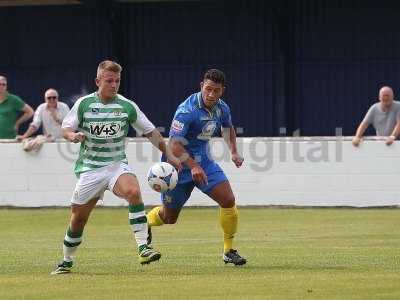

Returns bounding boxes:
[200,81,203,89]
[95,77,100,87]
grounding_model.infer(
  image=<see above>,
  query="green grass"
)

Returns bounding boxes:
[0,208,399,300]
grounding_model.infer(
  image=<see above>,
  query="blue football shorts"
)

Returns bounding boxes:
[160,162,228,210]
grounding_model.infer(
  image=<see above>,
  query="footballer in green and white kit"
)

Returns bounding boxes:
[62,92,155,204]
[51,60,181,275]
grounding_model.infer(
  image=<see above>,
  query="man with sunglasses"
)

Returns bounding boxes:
[0,75,34,139]
[17,88,70,141]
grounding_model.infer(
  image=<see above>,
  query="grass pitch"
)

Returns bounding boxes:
[0,208,399,300]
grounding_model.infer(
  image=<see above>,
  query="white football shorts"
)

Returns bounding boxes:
[71,162,135,205]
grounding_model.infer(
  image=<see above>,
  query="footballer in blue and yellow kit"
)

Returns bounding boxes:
[147,69,246,265]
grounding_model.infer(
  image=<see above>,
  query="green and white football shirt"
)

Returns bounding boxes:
[62,92,155,176]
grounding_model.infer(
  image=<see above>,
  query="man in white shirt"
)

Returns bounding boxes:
[18,88,70,141]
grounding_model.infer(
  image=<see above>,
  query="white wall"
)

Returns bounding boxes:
[0,137,399,207]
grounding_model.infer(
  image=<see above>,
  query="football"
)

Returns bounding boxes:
[147,162,178,193]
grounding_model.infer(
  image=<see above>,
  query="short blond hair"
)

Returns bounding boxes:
[97,60,122,78]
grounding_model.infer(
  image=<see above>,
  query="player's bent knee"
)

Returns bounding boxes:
[220,195,236,208]
[124,188,141,202]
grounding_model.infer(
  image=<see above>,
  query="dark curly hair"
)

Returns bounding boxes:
[203,69,225,85]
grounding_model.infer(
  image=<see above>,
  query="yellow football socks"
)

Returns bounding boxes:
[219,206,238,253]
[147,206,164,227]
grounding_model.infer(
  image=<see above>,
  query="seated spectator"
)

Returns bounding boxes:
[0,75,34,139]
[17,88,70,142]
[352,86,400,146]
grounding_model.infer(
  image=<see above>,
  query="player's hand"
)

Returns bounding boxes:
[191,165,208,186]
[14,124,20,133]
[231,153,244,168]
[386,135,396,146]
[352,137,361,147]
[71,132,85,143]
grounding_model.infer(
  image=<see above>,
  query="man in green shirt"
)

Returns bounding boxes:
[0,76,34,139]
[51,60,182,275]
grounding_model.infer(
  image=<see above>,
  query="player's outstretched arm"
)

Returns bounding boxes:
[145,129,182,171]
[222,126,243,168]
[62,128,85,143]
